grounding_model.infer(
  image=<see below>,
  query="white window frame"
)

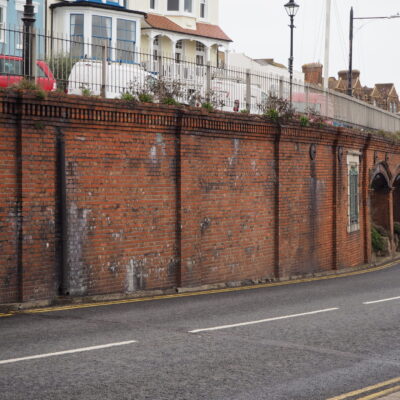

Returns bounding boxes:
[200,0,207,19]
[347,151,361,233]
[166,0,180,12]
[166,0,194,15]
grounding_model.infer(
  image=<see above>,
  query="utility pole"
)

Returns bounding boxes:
[348,8,400,97]
[323,0,331,89]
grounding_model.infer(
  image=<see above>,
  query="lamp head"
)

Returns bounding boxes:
[284,0,299,17]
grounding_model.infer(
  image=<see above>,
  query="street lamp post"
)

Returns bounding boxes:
[22,0,36,80]
[348,8,400,97]
[284,0,299,107]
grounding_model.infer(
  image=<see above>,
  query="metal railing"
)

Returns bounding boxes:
[1,26,400,132]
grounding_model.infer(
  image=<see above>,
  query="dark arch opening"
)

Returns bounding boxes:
[393,175,400,218]
[370,171,393,256]
[371,172,391,231]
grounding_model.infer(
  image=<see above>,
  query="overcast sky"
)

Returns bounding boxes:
[219,0,400,90]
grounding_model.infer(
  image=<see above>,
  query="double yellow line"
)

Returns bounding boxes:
[327,376,400,399]
[0,259,398,318]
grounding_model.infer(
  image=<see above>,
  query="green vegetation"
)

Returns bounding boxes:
[201,102,214,112]
[12,79,46,99]
[138,93,154,103]
[371,226,387,254]
[162,97,180,105]
[120,92,136,102]
[47,54,77,92]
[300,115,310,127]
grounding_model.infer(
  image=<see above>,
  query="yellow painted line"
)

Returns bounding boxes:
[0,313,13,318]
[327,376,400,400]
[5,259,400,317]
[357,384,400,400]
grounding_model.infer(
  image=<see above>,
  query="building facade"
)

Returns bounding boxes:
[47,0,230,66]
[0,0,45,56]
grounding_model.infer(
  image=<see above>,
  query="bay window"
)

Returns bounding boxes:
[92,15,112,59]
[116,19,136,62]
[70,14,84,58]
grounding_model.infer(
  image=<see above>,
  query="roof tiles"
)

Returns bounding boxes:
[145,13,232,42]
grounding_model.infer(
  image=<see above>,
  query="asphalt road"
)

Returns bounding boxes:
[1,264,400,400]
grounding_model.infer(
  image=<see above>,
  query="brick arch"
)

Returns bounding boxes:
[370,162,392,189]
[391,165,400,187]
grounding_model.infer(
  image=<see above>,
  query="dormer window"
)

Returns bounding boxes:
[167,0,179,11]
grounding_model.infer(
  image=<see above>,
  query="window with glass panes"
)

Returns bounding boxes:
[167,0,179,11]
[184,0,192,12]
[70,14,84,58]
[347,153,360,232]
[200,0,206,18]
[16,10,23,48]
[150,0,155,9]
[116,19,136,62]
[349,165,359,225]
[92,15,112,59]
[0,7,4,42]
[175,40,182,63]
[196,41,205,65]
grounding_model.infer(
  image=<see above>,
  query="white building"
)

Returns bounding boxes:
[48,0,231,65]
[228,52,304,84]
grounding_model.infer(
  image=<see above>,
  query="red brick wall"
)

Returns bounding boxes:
[1,92,400,304]
[0,102,18,303]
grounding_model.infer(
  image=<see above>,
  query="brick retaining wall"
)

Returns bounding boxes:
[1,92,399,303]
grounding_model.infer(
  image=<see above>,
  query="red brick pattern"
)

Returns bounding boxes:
[1,92,400,304]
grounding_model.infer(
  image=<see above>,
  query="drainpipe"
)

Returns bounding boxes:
[56,128,68,295]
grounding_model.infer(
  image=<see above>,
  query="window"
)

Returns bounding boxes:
[0,6,5,42]
[347,153,360,232]
[91,15,112,59]
[184,0,192,12]
[196,41,205,66]
[0,58,44,77]
[16,10,24,49]
[116,19,136,62]
[167,0,179,11]
[150,0,155,9]
[0,58,22,75]
[70,14,84,58]
[200,0,206,18]
[175,40,182,63]
[196,42,204,52]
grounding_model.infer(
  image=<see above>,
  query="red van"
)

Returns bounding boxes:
[0,55,56,91]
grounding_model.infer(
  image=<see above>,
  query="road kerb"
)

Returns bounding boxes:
[1,259,399,318]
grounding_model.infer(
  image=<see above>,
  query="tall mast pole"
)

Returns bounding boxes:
[348,7,354,96]
[323,0,331,88]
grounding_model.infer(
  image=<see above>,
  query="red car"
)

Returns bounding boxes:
[0,55,56,91]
